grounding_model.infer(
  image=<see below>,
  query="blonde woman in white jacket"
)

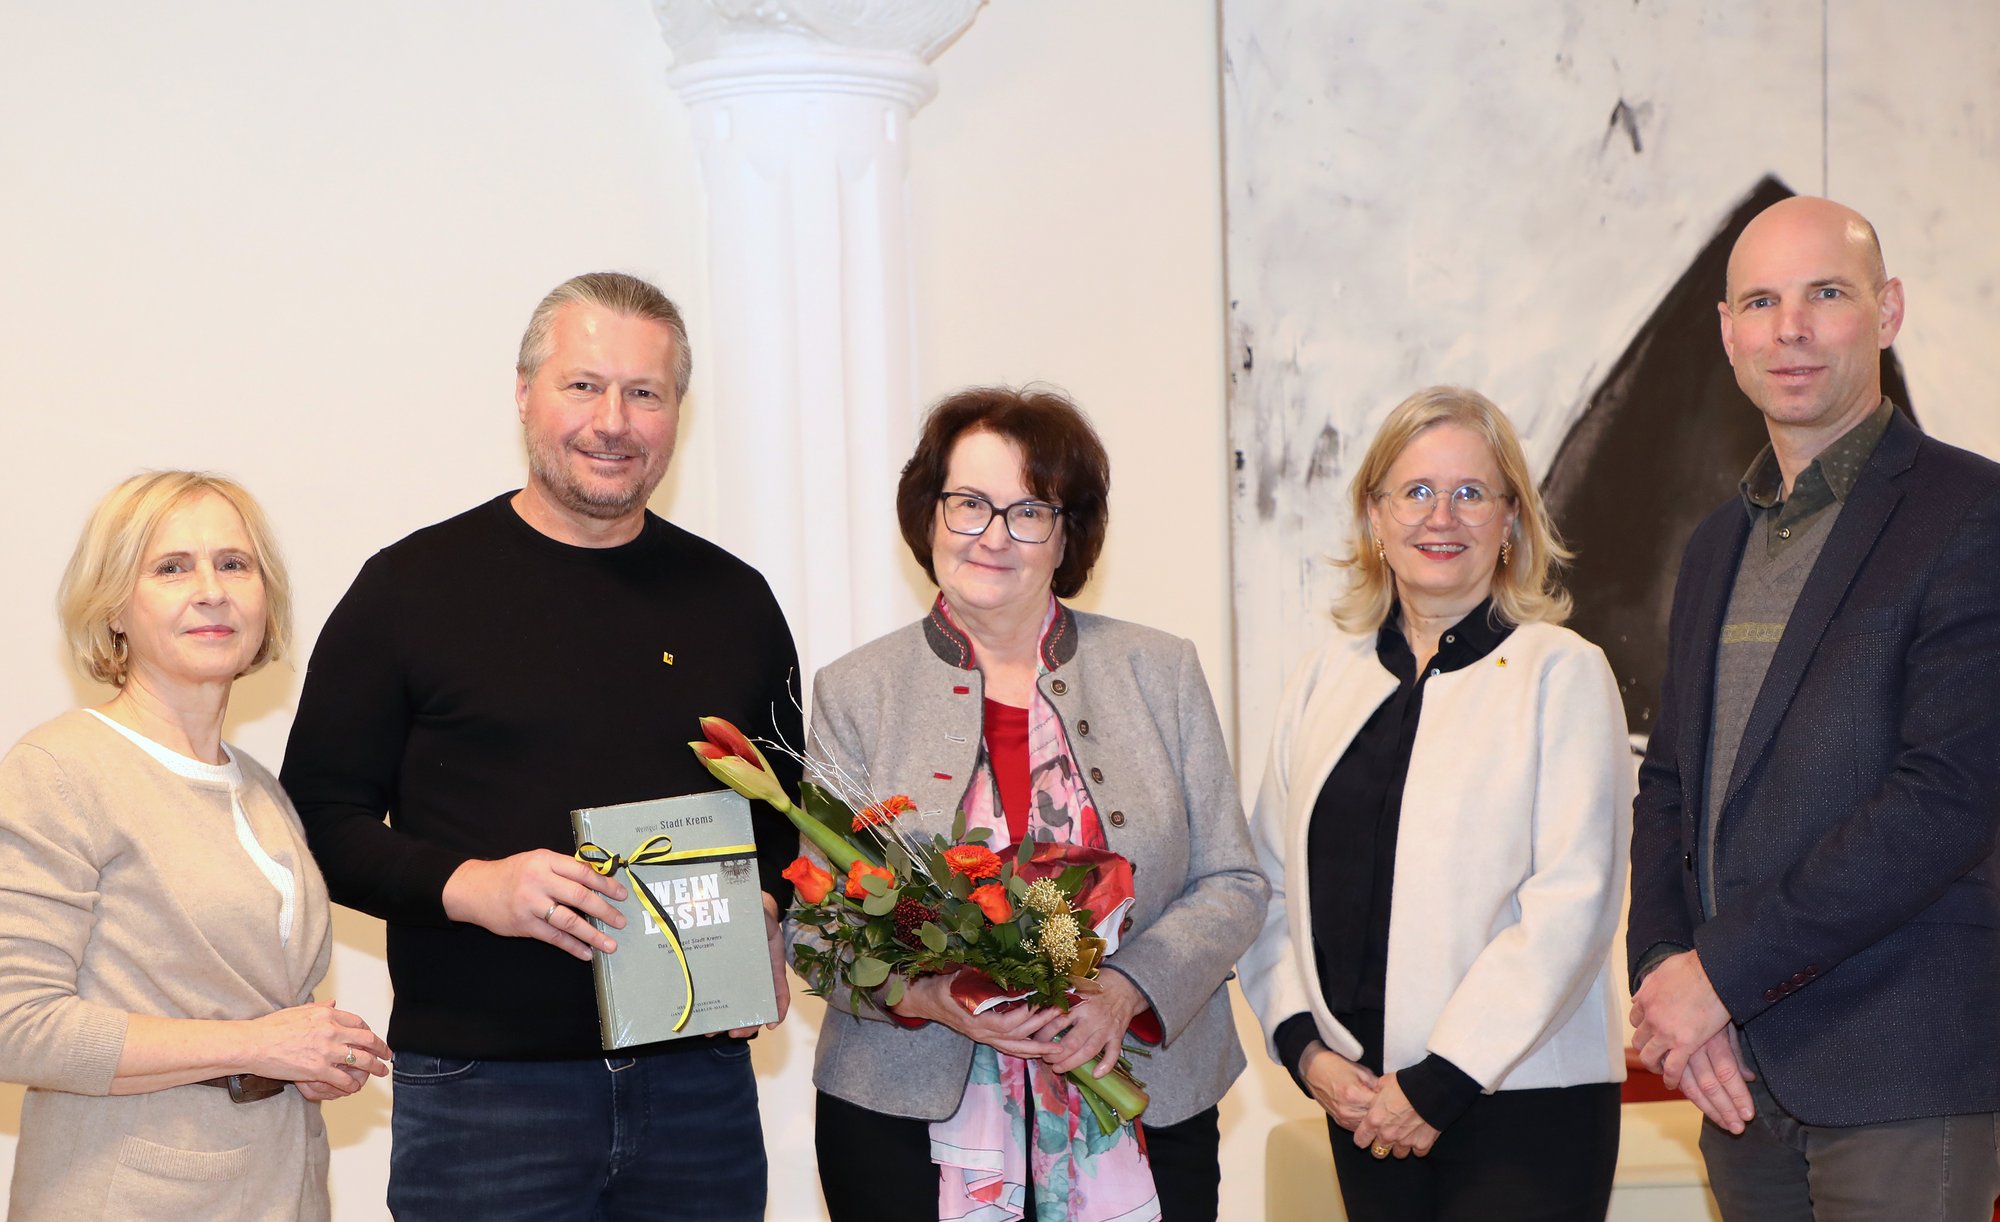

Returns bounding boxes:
[1239,386,1632,1222]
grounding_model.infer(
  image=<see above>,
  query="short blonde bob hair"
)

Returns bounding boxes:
[58,471,292,686]
[1333,385,1572,634]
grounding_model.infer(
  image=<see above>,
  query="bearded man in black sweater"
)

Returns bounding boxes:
[282,272,801,1221]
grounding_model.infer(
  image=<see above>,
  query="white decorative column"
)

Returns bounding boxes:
[655,1,984,682]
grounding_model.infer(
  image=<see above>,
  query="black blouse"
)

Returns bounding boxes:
[1273,600,1512,1131]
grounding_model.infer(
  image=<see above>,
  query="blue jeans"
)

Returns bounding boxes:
[388,1044,766,1221]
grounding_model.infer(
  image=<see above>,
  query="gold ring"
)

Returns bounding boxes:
[1370,1143,1391,1160]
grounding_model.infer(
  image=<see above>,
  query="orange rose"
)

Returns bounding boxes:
[969,883,1012,923]
[781,856,834,905]
[844,860,896,899]
[942,844,1002,881]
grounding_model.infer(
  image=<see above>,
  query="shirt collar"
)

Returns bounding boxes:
[923,594,1079,672]
[1377,597,1510,675]
[1740,398,1895,517]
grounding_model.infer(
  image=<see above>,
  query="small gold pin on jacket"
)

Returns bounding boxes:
[662,652,675,665]
[1496,656,1507,668]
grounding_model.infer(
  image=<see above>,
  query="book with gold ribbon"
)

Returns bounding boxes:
[570,788,779,1049]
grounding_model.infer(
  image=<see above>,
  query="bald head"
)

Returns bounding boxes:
[1717,195,1904,462]
[1725,196,1887,305]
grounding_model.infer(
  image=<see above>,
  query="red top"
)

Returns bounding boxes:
[983,697,1033,846]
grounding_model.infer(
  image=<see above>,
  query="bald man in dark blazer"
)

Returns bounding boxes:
[1626,196,2000,1220]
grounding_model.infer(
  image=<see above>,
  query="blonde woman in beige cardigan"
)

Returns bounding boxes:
[0,472,390,1221]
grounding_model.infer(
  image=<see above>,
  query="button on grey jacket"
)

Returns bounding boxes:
[791,603,1268,1126]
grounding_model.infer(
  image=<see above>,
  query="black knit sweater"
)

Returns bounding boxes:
[282,495,801,1059]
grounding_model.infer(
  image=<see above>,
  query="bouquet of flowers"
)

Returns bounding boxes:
[690,716,1150,1130]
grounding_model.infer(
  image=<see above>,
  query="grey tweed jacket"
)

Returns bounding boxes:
[791,601,1267,1126]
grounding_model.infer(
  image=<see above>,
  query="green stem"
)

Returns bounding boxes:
[772,796,870,873]
[1067,1058,1148,1125]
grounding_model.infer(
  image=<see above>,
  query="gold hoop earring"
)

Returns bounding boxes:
[1499,540,1512,567]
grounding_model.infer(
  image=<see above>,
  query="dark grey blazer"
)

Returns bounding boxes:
[1628,409,2000,1125]
[792,602,1267,1125]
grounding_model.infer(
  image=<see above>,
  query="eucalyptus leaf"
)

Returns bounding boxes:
[849,957,890,988]
[919,922,948,953]
[862,890,898,917]
[951,806,968,843]
[883,975,907,1008]
[1015,835,1035,868]
[964,826,993,843]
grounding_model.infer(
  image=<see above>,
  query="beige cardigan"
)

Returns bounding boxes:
[0,711,333,1221]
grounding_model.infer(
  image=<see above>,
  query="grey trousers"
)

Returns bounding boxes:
[1700,1077,2000,1222]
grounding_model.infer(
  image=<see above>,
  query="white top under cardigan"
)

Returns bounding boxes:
[85,710,298,943]
[1238,619,1632,1093]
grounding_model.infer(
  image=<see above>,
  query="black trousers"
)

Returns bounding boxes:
[816,1089,1222,1220]
[1324,1081,1621,1222]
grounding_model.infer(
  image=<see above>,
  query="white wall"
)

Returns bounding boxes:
[0,2,1265,1219]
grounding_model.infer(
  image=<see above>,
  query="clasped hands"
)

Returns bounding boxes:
[1300,1043,1438,1159]
[1629,949,1757,1133]
[890,968,1146,1078]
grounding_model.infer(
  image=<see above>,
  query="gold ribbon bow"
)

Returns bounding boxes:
[574,833,755,1033]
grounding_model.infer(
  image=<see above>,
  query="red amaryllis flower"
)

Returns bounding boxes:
[781,856,834,905]
[942,844,1002,881]
[844,860,896,899]
[969,883,1012,923]
[852,794,916,832]
[688,717,787,809]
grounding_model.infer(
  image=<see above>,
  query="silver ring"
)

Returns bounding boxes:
[344,1048,356,1067]
[543,902,559,923]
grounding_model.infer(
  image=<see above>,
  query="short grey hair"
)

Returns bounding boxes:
[516,272,692,399]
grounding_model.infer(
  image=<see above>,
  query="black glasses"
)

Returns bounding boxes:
[1374,481,1511,528]
[937,492,1064,544]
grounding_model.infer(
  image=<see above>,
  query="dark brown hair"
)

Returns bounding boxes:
[896,386,1110,599]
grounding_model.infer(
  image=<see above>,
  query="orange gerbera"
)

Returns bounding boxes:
[852,794,917,832]
[942,844,1002,881]
[843,860,896,899]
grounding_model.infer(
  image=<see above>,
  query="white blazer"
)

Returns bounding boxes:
[1238,619,1632,1092]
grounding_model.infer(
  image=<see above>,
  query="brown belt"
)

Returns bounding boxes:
[196,1074,288,1103]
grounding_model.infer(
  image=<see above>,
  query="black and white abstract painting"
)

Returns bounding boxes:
[1223,1,2000,771]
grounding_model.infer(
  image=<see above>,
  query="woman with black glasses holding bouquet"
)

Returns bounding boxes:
[797,385,1266,1221]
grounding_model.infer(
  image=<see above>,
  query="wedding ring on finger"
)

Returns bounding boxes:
[543,902,559,923]
[1371,1143,1391,1160]
[343,1047,357,1067]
